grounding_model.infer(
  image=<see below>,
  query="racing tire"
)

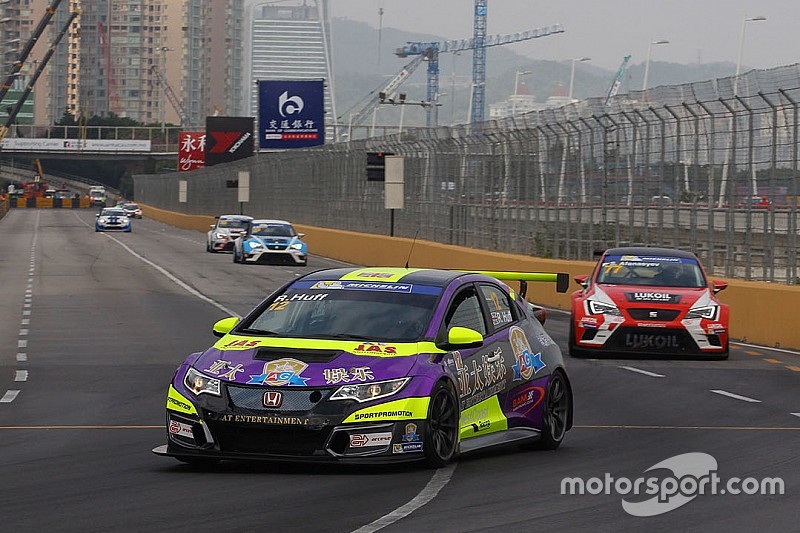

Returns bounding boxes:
[423,380,459,468]
[567,321,588,358]
[533,370,570,450]
[233,250,241,263]
[206,242,213,253]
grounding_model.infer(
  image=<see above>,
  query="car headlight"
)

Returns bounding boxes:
[184,367,221,396]
[329,377,410,403]
[290,243,304,250]
[686,305,719,320]
[248,242,263,249]
[215,232,226,239]
[587,300,621,316]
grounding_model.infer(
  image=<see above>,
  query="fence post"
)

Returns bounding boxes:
[779,89,798,284]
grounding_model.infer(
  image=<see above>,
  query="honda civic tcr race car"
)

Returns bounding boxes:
[95,207,132,232]
[233,219,307,265]
[152,267,573,467]
[206,215,253,252]
[569,247,729,359]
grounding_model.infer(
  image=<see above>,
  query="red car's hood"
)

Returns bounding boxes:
[595,284,709,307]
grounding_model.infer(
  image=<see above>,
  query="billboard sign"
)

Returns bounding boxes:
[205,116,255,166]
[258,79,324,149]
[178,131,205,172]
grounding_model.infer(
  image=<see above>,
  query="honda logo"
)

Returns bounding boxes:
[263,391,282,408]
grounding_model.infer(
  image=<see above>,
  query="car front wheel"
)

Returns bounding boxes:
[533,370,570,450]
[424,381,459,468]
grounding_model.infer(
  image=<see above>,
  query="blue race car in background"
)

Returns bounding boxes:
[95,207,131,232]
[233,219,307,266]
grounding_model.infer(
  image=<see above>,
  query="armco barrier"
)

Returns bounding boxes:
[10,197,90,208]
[141,203,800,351]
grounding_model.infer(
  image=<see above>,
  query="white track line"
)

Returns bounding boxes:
[1,390,20,403]
[710,389,761,403]
[351,464,456,533]
[14,371,28,382]
[619,366,665,378]
[791,413,800,418]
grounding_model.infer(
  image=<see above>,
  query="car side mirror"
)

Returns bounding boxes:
[438,326,484,350]
[212,316,240,338]
[297,233,305,239]
[712,280,728,293]
[210,224,215,229]
[574,274,589,288]
[95,214,100,217]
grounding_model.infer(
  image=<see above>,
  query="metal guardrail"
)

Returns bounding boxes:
[132,65,800,284]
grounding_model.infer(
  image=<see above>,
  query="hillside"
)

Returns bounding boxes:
[331,18,738,127]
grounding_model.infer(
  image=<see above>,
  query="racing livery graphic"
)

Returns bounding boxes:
[153,267,574,466]
[569,247,730,359]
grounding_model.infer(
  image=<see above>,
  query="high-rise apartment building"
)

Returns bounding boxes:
[245,0,336,138]
[0,0,244,127]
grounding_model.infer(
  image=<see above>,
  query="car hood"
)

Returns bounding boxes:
[594,284,710,307]
[192,338,422,386]
[248,236,299,246]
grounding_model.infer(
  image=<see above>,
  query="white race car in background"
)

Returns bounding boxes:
[207,215,253,253]
[95,207,131,232]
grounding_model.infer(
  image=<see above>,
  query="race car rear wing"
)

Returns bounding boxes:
[465,271,570,298]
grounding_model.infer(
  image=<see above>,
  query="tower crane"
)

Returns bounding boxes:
[605,55,632,106]
[395,23,564,127]
[150,64,190,126]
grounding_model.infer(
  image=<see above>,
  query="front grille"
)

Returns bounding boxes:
[267,244,288,250]
[606,327,698,353]
[627,308,681,321]
[227,385,328,411]
[206,422,331,455]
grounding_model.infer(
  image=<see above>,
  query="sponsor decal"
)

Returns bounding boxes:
[451,348,508,407]
[393,442,424,454]
[356,272,395,279]
[343,397,430,423]
[263,391,283,408]
[625,334,679,349]
[490,310,513,327]
[247,358,310,386]
[323,366,375,384]
[352,343,397,356]
[208,412,311,425]
[510,326,546,381]
[205,359,245,381]
[273,293,329,302]
[626,292,682,304]
[349,432,393,448]
[259,79,324,149]
[168,420,195,439]
[205,116,254,166]
[178,131,205,171]
[636,322,668,328]
[167,385,197,415]
[402,423,420,443]
[510,384,546,416]
[353,410,412,421]
[459,396,509,439]
[537,332,556,347]
[310,280,413,293]
[223,339,260,349]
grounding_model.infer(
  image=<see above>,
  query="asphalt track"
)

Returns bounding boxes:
[0,209,798,532]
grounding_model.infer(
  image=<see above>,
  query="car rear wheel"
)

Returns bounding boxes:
[424,381,459,468]
[533,370,570,450]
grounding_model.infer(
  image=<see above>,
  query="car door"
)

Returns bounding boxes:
[440,283,510,441]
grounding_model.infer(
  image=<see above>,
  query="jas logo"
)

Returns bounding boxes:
[224,339,260,348]
[353,343,397,355]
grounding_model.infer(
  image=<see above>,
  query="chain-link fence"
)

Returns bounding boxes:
[135,65,800,284]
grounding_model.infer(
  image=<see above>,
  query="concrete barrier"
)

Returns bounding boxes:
[140,203,800,351]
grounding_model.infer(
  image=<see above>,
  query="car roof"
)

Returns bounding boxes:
[602,247,698,259]
[298,267,485,288]
[251,219,292,225]
[218,214,253,221]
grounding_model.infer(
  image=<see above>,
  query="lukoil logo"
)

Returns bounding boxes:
[561,452,784,517]
[278,91,304,117]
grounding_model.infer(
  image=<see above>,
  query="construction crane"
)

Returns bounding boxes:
[0,7,78,143]
[605,55,632,106]
[395,23,565,127]
[0,0,65,106]
[150,64,190,126]
[338,55,426,130]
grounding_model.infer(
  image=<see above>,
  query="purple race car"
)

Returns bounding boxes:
[152,267,573,467]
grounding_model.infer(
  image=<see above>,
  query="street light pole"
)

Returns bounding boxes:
[735,15,766,96]
[642,39,669,92]
[568,56,591,101]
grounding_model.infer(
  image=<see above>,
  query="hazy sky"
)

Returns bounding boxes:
[330,0,798,72]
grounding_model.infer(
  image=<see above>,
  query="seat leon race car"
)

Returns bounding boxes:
[206,215,253,253]
[233,219,307,265]
[95,207,131,232]
[569,247,729,359]
[153,267,573,467]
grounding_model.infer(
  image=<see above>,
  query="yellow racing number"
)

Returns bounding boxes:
[268,301,290,311]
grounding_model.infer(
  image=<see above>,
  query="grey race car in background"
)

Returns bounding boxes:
[207,215,253,253]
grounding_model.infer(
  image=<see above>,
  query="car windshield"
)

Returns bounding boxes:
[101,208,125,216]
[241,282,442,342]
[596,255,706,288]
[251,223,295,237]
[124,204,139,210]
[218,219,248,229]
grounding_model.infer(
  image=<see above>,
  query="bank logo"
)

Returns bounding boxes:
[279,91,304,117]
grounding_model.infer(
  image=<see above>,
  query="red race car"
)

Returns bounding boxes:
[569,247,729,359]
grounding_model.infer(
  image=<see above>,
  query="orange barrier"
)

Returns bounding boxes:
[10,197,91,208]
[140,203,800,350]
